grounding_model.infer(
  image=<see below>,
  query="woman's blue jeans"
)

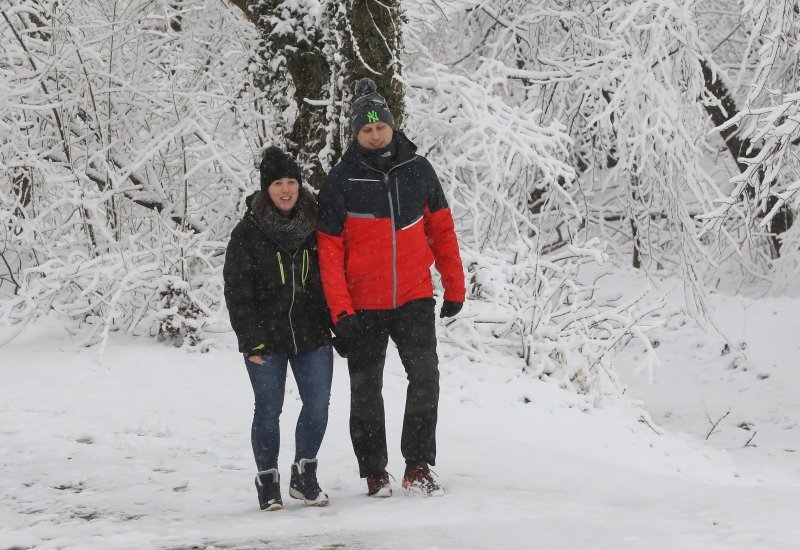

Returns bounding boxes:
[244,344,333,471]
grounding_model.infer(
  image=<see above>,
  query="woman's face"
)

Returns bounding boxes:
[268,178,300,215]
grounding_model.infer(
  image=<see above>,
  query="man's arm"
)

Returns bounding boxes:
[316,177,356,323]
[421,159,466,303]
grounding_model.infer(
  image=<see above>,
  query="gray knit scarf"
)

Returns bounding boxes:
[255,192,315,252]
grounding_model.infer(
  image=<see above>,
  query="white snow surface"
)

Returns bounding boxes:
[2,283,800,549]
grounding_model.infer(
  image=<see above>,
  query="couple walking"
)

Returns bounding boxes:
[223,78,465,511]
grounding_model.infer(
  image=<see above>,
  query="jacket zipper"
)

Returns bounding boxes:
[384,173,398,308]
[360,157,416,310]
[246,214,301,353]
[288,255,298,354]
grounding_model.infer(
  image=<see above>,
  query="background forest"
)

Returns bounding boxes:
[3,2,800,548]
[3,0,799,396]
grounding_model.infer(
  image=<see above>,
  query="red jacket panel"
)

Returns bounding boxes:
[317,133,465,323]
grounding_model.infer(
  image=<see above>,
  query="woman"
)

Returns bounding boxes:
[224,146,333,511]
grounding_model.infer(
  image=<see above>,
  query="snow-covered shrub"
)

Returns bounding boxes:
[0,225,221,350]
[156,276,210,350]
[442,241,664,403]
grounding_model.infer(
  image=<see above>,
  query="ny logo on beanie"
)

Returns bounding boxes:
[367,111,379,123]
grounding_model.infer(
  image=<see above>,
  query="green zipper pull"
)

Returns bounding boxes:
[302,249,309,286]
[276,252,285,285]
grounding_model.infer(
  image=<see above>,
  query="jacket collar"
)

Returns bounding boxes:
[342,131,418,170]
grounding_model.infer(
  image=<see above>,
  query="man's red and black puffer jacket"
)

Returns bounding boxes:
[316,132,465,324]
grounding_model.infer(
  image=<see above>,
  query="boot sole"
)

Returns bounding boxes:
[367,486,392,498]
[401,482,445,497]
[289,487,329,506]
[261,502,283,511]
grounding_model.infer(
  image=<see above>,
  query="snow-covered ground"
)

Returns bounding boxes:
[2,283,800,549]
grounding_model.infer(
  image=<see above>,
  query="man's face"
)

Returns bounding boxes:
[357,122,393,150]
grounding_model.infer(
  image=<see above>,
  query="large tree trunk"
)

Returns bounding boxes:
[345,0,404,130]
[283,30,330,187]
[700,60,793,256]
[233,0,404,188]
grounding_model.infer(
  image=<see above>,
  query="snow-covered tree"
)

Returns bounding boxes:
[696,0,800,267]
[0,0,261,348]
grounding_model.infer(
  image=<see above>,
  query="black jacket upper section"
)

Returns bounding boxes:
[223,192,331,355]
[317,132,450,235]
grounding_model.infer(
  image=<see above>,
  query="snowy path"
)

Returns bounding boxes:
[2,320,799,549]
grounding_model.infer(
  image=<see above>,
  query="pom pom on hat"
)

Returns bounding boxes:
[354,77,377,98]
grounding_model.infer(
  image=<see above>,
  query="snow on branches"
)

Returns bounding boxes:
[700,0,800,268]
[3,0,798,395]
[0,0,264,349]
[404,1,664,402]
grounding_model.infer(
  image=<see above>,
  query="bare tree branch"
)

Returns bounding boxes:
[227,0,255,23]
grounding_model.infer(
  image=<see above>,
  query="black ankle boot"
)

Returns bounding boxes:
[255,468,282,511]
[289,458,329,506]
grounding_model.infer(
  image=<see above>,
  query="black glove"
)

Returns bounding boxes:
[331,336,349,358]
[335,314,361,338]
[439,300,463,318]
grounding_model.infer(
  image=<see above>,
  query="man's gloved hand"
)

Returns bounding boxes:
[331,336,349,359]
[335,314,361,338]
[439,300,463,318]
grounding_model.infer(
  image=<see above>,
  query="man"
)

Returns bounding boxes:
[317,78,465,497]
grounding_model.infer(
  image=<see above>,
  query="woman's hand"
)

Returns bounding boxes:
[248,355,264,365]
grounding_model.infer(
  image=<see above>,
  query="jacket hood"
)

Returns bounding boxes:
[244,190,259,215]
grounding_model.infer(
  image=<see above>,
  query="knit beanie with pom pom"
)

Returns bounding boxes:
[350,78,395,135]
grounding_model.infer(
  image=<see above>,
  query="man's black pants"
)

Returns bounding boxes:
[347,298,439,477]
